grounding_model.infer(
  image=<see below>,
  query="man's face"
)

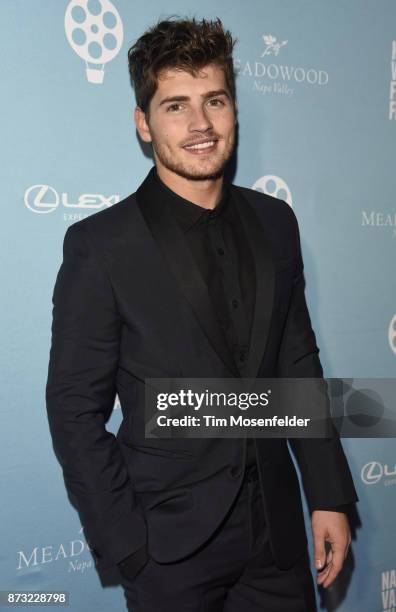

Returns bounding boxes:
[135,63,236,181]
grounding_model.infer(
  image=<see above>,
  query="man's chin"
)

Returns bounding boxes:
[179,169,225,181]
[171,159,228,181]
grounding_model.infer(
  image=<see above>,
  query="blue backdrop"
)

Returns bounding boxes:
[1,1,395,610]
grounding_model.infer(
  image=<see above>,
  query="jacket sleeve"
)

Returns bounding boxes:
[277,207,359,514]
[313,504,353,514]
[45,222,148,570]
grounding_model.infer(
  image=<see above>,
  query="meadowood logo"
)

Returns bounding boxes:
[17,527,93,574]
[234,33,329,97]
[261,35,288,57]
[361,210,396,238]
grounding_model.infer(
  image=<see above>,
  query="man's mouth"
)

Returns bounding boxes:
[183,139,218,154]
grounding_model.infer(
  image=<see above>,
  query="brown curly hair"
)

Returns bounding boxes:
[127,16,238,120]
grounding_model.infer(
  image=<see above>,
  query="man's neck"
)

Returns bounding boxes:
[155,164,224,210]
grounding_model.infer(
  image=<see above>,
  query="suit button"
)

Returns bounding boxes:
[229,466,242,478]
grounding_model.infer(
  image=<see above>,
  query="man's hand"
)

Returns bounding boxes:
[311,510,351,588]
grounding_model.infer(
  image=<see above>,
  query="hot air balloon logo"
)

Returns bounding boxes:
[65,0,123,84]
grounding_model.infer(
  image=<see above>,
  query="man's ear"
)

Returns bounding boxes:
[134,106,152,143]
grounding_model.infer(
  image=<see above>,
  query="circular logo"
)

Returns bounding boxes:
[65,0,123,83]
[388,314,396,355]
[24,185,59,214]
[361,461,383,485]
[251,175,292,206]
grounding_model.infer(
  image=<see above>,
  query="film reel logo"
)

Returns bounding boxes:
[251,175,292,207]
[65,0,123,84]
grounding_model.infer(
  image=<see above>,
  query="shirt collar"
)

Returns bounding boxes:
[151,165,230,233]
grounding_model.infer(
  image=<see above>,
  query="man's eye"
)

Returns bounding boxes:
[166,99,225,112]
[166,103,182,112]
[208,98,224,106]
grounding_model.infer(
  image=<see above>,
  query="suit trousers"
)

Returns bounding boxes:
[119,463,318,611]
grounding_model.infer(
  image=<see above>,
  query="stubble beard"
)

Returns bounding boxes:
[151,133,235,181]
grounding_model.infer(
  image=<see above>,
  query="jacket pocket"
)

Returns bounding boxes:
[123,441,196,460]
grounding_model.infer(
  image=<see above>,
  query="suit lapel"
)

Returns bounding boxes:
[229,186,275,379]
[135,167,275,380]
[136,168,240,377]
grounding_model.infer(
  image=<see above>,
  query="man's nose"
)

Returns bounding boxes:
[188,106,213,131]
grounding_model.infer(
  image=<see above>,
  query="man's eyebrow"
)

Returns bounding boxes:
[158,89,230,107]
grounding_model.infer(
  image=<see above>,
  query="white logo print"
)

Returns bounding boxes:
[361,461,383,484]
[24,185,60,214]
[234,34,329,98]
[361,461,396,485]
[261,35,288,57]
[17,527,92,573]
[251,175,292,207]
[388,314,396,355]
[65,0,123,84]
[389,41,396,120]
[24,185,119,213]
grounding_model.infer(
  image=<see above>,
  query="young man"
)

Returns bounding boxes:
[46,17,358,611]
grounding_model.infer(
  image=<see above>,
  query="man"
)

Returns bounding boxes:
[45,16,359,611]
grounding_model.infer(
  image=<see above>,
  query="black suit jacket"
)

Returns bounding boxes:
[45,166,358,574]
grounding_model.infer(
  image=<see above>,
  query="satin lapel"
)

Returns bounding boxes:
[229,186,275,379]
[135,169,240,378]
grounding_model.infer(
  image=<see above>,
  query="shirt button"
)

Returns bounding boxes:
[232,299,239,308]
[217,247,225,256]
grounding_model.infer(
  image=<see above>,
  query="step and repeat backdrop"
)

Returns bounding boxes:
[1,1,395,610]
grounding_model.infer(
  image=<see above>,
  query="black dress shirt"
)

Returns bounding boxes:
[117,167,352,581]
[152,167,258,468]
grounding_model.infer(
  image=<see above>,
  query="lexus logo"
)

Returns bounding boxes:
[361,461,396,485]
[24,185,119,213]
